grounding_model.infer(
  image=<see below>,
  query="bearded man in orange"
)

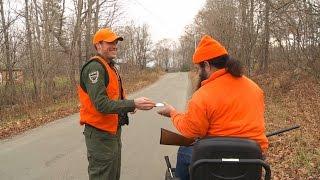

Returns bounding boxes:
[157,35,268,180]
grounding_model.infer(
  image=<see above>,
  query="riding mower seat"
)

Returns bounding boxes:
[190,137,271,180]
[165,137,271,180]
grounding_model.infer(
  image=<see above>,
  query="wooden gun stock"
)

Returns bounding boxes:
[160,128,195,146]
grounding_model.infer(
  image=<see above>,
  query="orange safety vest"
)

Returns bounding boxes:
[170,69,268,151]
[78,55,124,134]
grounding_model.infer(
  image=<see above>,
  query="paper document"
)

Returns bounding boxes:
[155,103,165,107]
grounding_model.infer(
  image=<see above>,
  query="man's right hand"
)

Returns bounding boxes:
[134,97,155,110]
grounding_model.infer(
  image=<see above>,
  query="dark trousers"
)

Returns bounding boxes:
[83,125,122,180]
[176,146,193,180]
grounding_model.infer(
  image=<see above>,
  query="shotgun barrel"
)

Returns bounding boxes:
[266,125,300,137]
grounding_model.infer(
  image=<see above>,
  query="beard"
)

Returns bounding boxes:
[104,47,117,60]
[196,67,208,90]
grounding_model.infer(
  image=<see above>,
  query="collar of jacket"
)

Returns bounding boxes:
[201,68,227,87]
[96,54,116,65]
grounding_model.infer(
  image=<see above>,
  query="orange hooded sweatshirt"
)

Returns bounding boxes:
[170,69,268,151]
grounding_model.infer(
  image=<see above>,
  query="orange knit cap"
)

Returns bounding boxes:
[192,35,228,64]
[92,28,123,45]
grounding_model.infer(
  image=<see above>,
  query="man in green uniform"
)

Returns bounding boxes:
[78,28,155,180]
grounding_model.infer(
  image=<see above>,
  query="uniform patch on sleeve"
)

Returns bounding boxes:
[89,71,99,84]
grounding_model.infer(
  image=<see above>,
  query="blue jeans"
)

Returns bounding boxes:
[176,146,193,180]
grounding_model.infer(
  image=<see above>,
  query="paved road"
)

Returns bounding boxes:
[0,72,191,180]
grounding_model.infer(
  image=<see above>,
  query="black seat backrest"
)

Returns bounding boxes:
[190,137,264,180]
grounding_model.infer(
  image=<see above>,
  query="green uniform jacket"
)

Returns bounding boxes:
[80,59,135,114]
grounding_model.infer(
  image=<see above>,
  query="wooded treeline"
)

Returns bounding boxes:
[0,0,115,105]
[178,0,320,78]
[0,0,161,110]
[0,0,319,114]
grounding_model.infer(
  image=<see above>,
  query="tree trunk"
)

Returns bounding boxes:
[247,0,254,76]
[33,0,45,100]
[0,0,15,104]
[261,0,270,72]
[239,0,248,72]
[73,0,84,88]
[85,0,93,60]
[93,0,100,33]
[25,0,38,99]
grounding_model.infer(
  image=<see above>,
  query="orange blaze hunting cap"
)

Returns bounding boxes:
[92,28,123,45]
[192,35,228,64]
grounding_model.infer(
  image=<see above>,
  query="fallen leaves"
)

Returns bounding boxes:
[0,105,78,140]
[254,68,320,179]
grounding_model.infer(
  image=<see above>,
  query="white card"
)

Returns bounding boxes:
[155,103,165,107]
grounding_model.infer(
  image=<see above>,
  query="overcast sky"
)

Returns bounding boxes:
[122,0,205,42]
[4,0,205,42]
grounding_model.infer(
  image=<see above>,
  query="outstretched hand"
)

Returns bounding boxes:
[134,97,155,110]
[157,103,176,117]
[129,108,137,114]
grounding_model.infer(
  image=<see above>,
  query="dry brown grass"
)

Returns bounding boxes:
[254,67,320,179]
[121,67,165,94]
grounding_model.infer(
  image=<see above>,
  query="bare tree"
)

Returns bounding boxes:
[93,0,100,33]
[179,0,320,80]
[117,23,152,69]
[239,0,256,75]
[84,0,94,60]
[25,0,39,98]
[136,24,151,70]
[153,39,176,71]
[260,0,270,72]
[0,0,125,119]
[0,0,15,104]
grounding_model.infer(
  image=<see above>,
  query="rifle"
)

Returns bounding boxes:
[266,125,300,137]
[160,125,300,146]
[160,128,195,146]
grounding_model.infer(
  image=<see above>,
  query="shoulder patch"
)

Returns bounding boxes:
[89,71,99,84]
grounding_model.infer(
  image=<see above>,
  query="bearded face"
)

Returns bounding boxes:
[196,65,209,90]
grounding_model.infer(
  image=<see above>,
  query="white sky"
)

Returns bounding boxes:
[122,0,205,42]
[4,0,205,43]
